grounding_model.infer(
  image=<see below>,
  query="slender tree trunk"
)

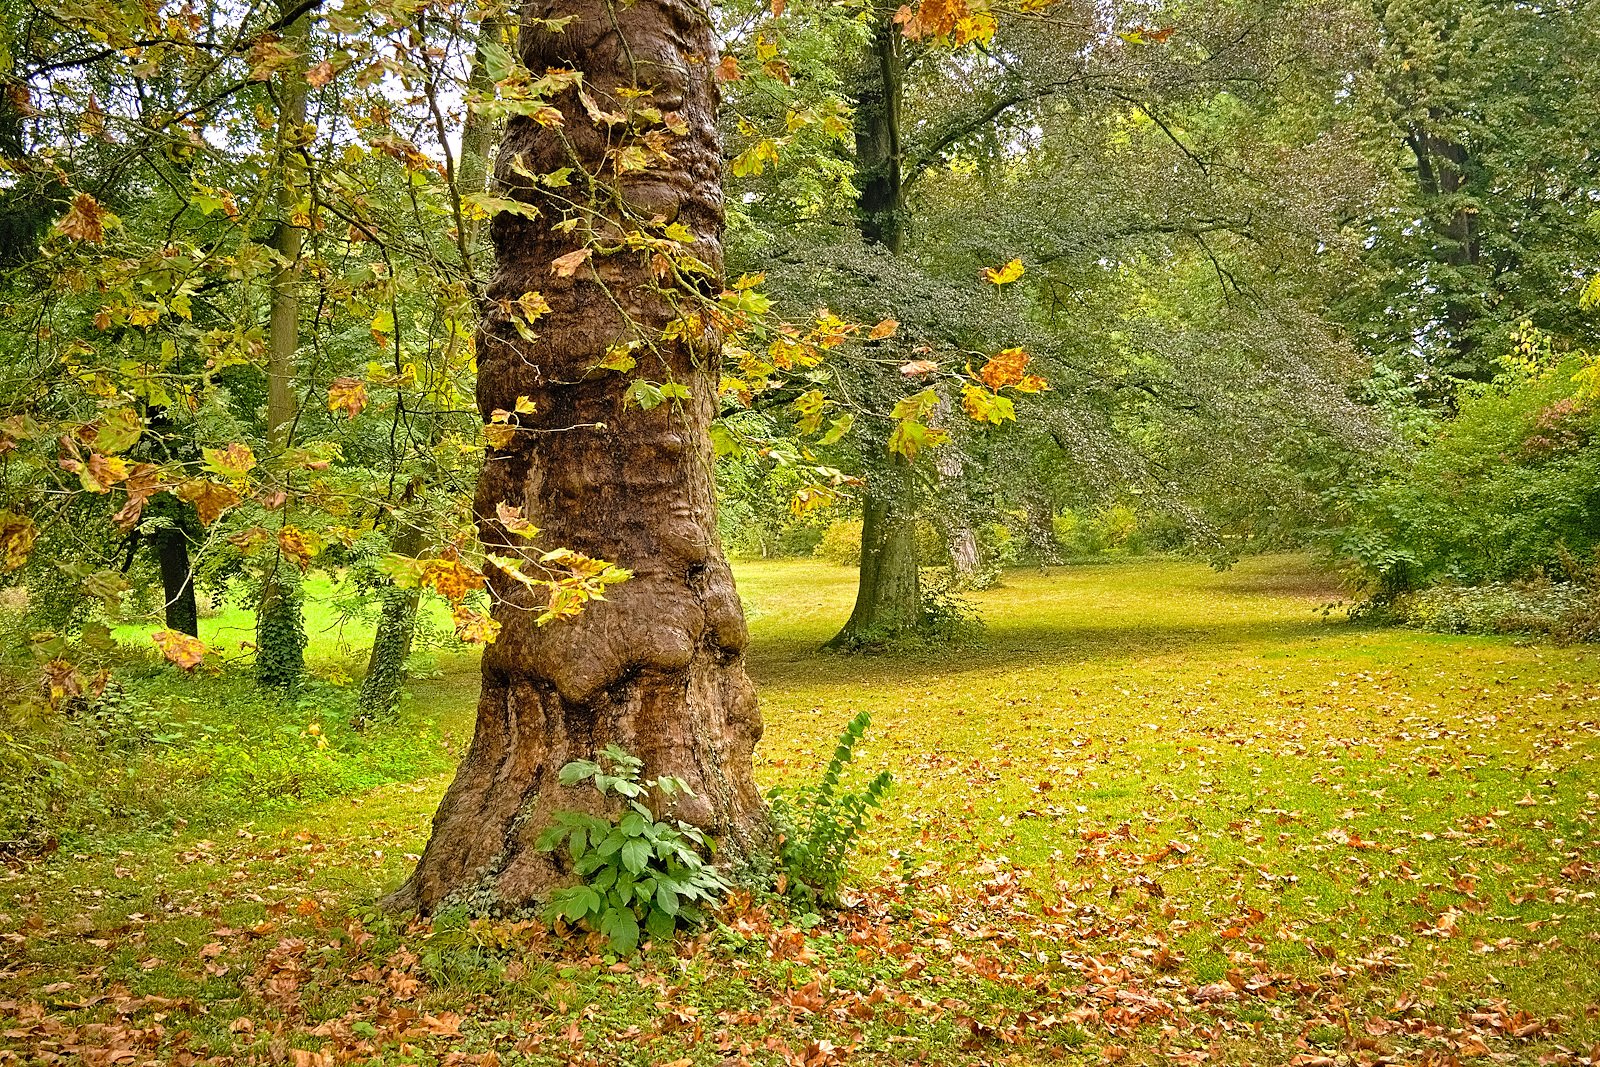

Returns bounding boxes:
[931,388,980,586]
[1407,123,1485,381]
[359,522,424,718]
[154,526,200,637]
[256,0,309,688]
[386,0,769,913]
[832,17,927,646]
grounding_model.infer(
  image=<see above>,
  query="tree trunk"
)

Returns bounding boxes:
[154,526,200,638]
[358,522,424,718]
[828,460,922,646]
[831,16,926,646]
[931,388,980,586]
[386,0,768,913]
[256,0,309,688]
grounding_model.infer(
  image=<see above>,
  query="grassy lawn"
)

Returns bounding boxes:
[4,554,1599,1065]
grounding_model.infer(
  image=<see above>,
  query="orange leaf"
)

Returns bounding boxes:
[716,55,743,82]
[869,318,899,340]
[979,347,1030,390]
[551,248,592,277]
[153,629,208,670]
[57,192,107,243]
[327,377,367,418]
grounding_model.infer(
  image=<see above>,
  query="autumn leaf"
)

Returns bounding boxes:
[981,258,1025,285]
[979,347,1031,390]
[422,557,485,602]
[277,525,320,568]
[327,377,367,419]
[56,192,108,243]
[178,479,241,526]
[716,55,743,82]
[452,605,501,644]
[496,501,540,538]
[203,443,257,480]
[152,629,208,670]
[0,511,38,572]
[551,248,592,277]
[869,318,899,340]
[306,59,336,87]
[899,359,938,377]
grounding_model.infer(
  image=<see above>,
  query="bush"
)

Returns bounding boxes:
[814,519,863,566]
[1331,359,1600,594]
[537,746,729,953]
[1391,577,1600,642]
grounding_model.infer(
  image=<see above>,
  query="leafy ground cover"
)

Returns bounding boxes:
[3,555,1599,1066]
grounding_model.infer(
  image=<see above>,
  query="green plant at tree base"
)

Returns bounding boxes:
[536,746,729,954]
[768,710,892,905]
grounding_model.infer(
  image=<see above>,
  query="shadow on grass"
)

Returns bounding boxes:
[746,615,1369,690]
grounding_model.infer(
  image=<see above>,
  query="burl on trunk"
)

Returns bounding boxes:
[386,0,769,913]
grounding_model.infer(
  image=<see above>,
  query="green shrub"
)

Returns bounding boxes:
[1392,578,1600,642]
[813,519,863,566]
[1331,359,1600,594]
[768,711,892,906]
[537,746,730,953]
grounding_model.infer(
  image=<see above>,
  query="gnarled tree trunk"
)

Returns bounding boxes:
[386,0,768,913]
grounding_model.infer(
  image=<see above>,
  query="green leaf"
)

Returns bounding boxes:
[655,883,680,916]
[621,838,651,874]
[600,907,640,953]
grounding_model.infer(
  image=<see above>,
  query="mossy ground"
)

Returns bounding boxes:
[3,555,1598,1065]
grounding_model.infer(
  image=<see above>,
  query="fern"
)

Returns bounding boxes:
[767,711,892,904]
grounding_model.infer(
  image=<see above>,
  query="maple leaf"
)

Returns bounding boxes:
[178,479,241,526]
[423,557,486,602]
[452,604,502,644]
[277,525,320,568]
[327,377,367,419]
[203,443,257,480]
[305,59,336,87]
[979,347,1030,390]
[153,629,208,669]
[56,192,108,243]
[899,359,938,377]
[981,258,1025,285]
[716,55,743,82]
[496,501,540,538]
[869,318,899,340]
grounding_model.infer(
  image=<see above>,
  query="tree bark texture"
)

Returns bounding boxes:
[828,460,922,645]
[154,526,200,638]
[387,0,768,913]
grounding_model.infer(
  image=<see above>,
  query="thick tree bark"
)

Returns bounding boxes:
[154,526,200,638]
[828,459,922,645]
[387,0,768,913]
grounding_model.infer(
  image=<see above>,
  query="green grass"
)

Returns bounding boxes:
[3,554,1599,1066]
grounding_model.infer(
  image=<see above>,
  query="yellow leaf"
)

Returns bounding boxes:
[982,258,1025,285]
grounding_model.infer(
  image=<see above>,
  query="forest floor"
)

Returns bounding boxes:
[4,555,1600,1066]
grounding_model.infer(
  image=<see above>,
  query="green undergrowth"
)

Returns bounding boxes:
[3,555,1599,1066]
